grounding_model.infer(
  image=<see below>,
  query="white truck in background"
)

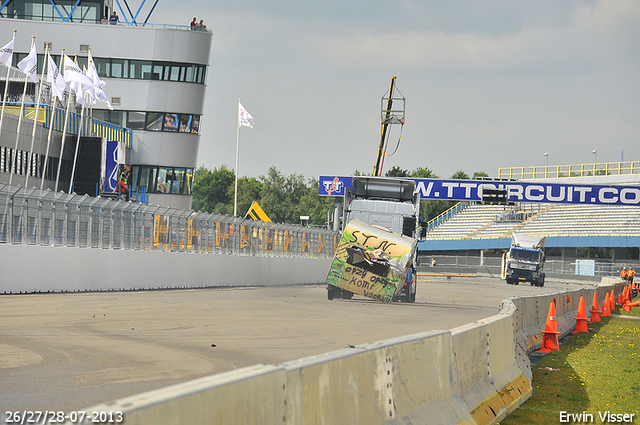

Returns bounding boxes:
[502,233,546,287]
[326,177,420,303]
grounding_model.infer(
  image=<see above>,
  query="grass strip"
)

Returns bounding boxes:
[501,300,640,424]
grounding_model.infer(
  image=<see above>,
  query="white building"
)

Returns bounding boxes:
[0,0,212,209]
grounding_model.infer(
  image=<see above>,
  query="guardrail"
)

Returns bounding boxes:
[0,102,132,146]
[498,161,640,180]
[425,201,464,231]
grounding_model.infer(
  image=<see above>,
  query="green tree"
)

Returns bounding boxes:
[451,170,470,180]
[259,167,309,223]
[232,176,263,218]
[385,165,410,177]
[411,167,438,178]
[297,178,336,227]
[191,165,235,214]
[473,171,489,179]
[421,199,458,222]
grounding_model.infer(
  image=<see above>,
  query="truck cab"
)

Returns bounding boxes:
[504,234,546,287]
[343,177,420,237]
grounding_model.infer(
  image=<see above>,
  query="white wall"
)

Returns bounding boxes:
[0,244,331,293]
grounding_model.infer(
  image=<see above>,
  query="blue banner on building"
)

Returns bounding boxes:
[104,140,120,192]
[319,176,640,206]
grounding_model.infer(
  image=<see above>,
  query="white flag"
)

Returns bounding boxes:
[17,42,38,83]
[47,55,66,100]
[239,102,254,128]
[86,51,113,110]
[62,54,95,90]
[0,37,14,67]
[71,58,86,106]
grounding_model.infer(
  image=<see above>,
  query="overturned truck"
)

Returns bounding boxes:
[326,219,417,303]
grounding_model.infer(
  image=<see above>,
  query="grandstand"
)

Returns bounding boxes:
[423,202,640,239]
[419,161,640,261]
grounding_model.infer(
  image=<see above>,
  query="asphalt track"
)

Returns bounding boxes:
[0,275,591,414]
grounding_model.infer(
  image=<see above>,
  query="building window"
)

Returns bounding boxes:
[131,165,194,195]
[164,113,178,132]
[14,54,206,84]
[93,110,125,128]
[145,112,163,131]
[126,112,146,130]
[92,110,200,134]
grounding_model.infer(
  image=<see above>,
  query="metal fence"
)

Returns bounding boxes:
[0,183,340,258]
[422,254,637,278]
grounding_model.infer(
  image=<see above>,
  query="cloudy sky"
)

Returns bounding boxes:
[152,0,640,181]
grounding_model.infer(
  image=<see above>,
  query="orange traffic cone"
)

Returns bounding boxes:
[622,286,630,304]
[610,290,616,311]
[574,296,589,333]
[601,293,611,317]
[590,293,601,323]
[537,301,561,353]
[567,295,571,303]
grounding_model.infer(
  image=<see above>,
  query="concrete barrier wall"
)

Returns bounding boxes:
[0,244,332,293]
[62,279,626,425]
[451,311,531,425]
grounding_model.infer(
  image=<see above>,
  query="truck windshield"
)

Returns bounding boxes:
[510,249,540,261]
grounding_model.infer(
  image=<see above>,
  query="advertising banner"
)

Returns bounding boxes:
[264,228,274,250]
[216,222,229,247]
[326,218,417,303]
[240,225,250,249]
[187,219,199,250]
[104,140,122,193]
[153,215,169,249]
[284,230,292,251]
[318,175,640,206]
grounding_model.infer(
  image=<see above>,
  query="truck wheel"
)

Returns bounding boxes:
[505,278,512,285]
[327,286,335,300]
[409,291,416,303]
[538,275,545,287]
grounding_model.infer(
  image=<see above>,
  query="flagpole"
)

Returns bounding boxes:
[234,98,240,217]
[40,97,56,190]
[0,30,16,138]
[69,91,87,194]
[25,42,49,189]
[41,50,63,190]
[9,36,35,185]
[55,50,71,192]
